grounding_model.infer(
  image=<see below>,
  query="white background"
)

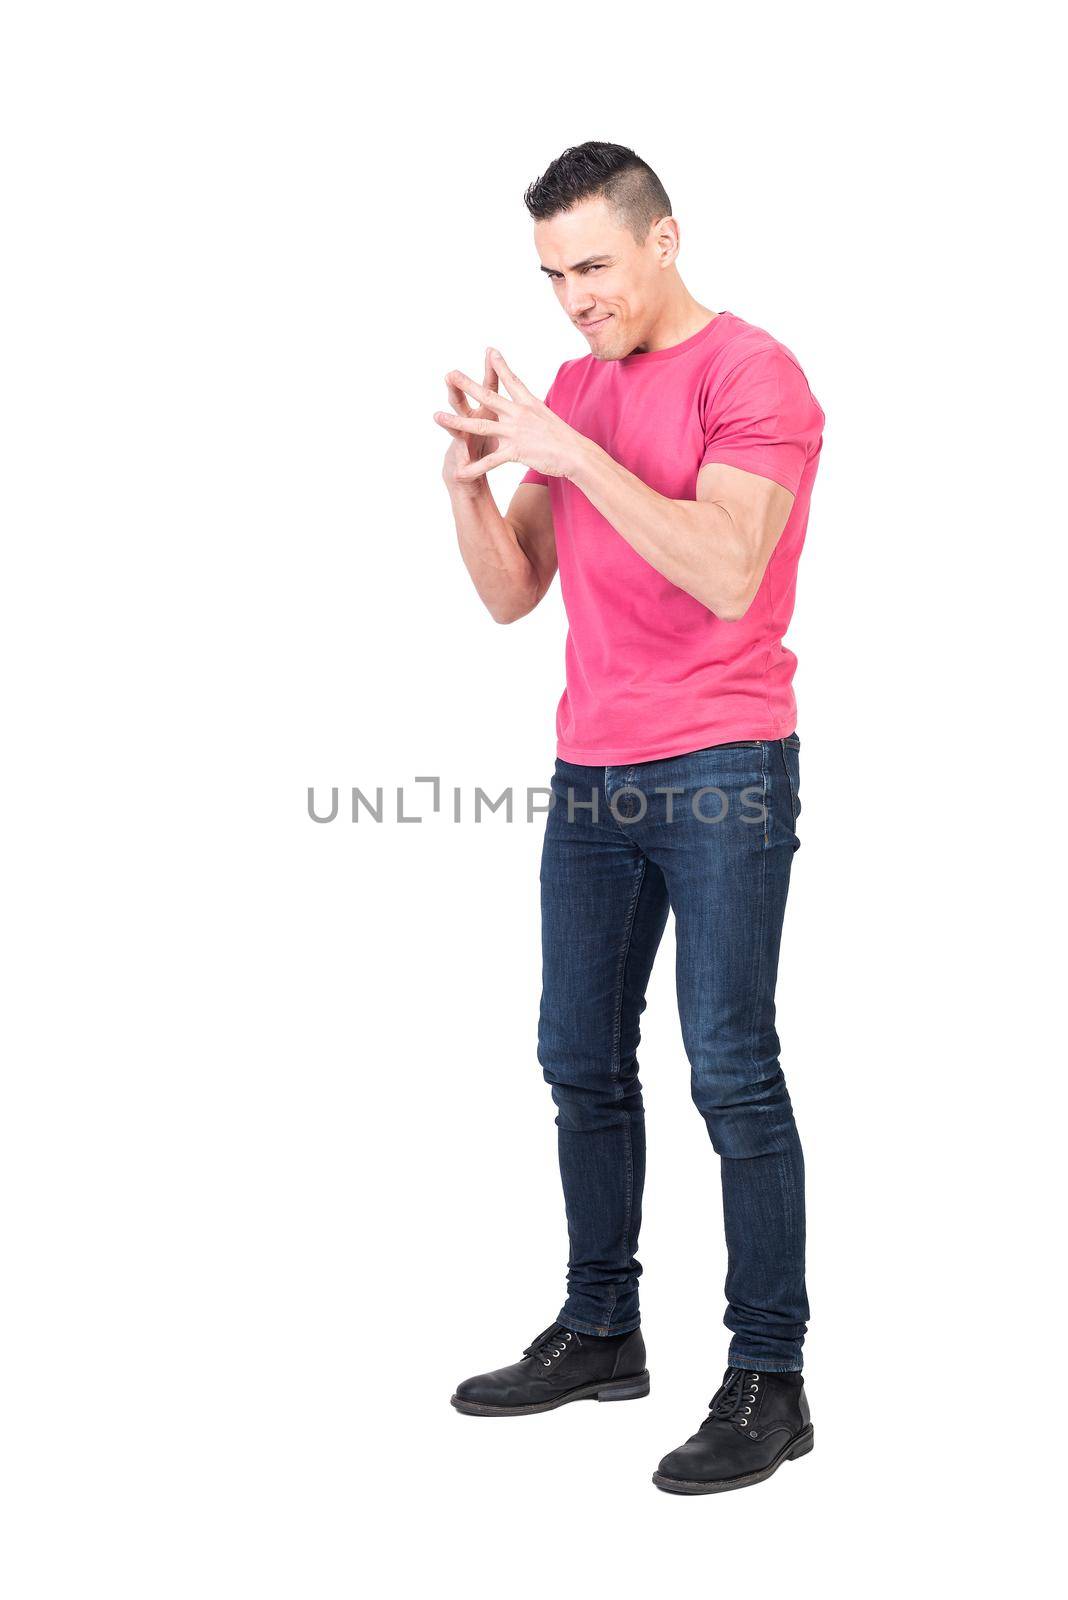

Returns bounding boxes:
[2,3,1062,1595]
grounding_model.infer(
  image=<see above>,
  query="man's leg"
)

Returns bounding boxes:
[449,758,669,1416]
[622,738,808,1371]
[537,759,670,1336]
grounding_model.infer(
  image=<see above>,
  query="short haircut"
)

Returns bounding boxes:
[523,142,672,243]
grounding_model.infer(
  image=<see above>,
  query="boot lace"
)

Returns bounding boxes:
[523,1323,575,1367]
[703,1367,761,1428]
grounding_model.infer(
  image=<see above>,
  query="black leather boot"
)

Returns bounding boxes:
[451,1321,650,1416]
[653,1366,813,1494]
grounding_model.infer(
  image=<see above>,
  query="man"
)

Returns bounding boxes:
[434,142,824,1495]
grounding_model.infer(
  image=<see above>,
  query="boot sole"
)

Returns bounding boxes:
[652,1424,814,1494]
[450,1370,651,1416]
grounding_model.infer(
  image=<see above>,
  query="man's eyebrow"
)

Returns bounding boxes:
[539,255,613,274]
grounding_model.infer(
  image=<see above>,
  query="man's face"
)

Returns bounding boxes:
[535,197,668,361]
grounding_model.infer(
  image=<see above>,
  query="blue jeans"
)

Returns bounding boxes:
[537,734,808,1373]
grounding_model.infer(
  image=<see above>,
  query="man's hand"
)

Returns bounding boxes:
[440,350,503,496]
[434,350,584,481]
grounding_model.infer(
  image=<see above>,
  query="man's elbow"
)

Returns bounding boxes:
[707,578,757,623]
[707,553,766,621]
[718,597,756,623]
[488,590,539,625]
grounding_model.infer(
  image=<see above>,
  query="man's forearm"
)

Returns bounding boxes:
[448,480,539,623]
[567,439,751,620]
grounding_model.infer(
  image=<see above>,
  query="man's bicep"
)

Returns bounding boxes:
[696,460,795,567]
[506,482,558,602]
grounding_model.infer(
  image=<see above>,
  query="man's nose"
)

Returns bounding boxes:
[565,283,596,318]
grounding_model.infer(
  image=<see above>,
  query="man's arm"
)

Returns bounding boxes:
[447,477,557,625]
[437,350,800,623]
[439,352,558,624]
[566,450,794,622]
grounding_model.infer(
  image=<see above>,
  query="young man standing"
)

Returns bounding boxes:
[434,142,824,1495]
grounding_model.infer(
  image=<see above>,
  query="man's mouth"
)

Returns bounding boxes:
[577,314,612,333]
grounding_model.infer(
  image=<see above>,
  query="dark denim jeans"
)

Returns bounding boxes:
[537,734,808,1372]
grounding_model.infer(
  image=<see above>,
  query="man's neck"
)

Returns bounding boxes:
[634,289,718,354]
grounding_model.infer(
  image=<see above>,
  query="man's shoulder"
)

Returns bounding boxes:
[710,313,808,382]
[540,352,600,418]
[702,316,825,436]
[547,352,593,392]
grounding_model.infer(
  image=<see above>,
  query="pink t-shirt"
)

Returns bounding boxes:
[521,309,825,765]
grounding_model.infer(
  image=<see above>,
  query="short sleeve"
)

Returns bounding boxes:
[700,347,824,496]
[520,375,559,487]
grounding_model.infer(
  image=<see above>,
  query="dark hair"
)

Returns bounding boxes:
[523,142,672,242]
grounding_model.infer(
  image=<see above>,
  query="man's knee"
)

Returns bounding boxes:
[537,1030,638,1132]
[689,1055,793,1158]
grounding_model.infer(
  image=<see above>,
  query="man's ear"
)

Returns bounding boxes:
[652,216,680,269]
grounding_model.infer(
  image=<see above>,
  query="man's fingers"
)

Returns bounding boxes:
[487,348,533,402]
[434,411,500,437]
[446,369,512,414]
[483,350,500,394]
[446,379,470,415]
[455,447,512,481]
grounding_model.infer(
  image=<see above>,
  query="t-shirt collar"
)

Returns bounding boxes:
[618,310,732,368]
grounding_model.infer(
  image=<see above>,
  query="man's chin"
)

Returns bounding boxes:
[578,316,619,357]
[592,339,628,362]
[584,328,626,362]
